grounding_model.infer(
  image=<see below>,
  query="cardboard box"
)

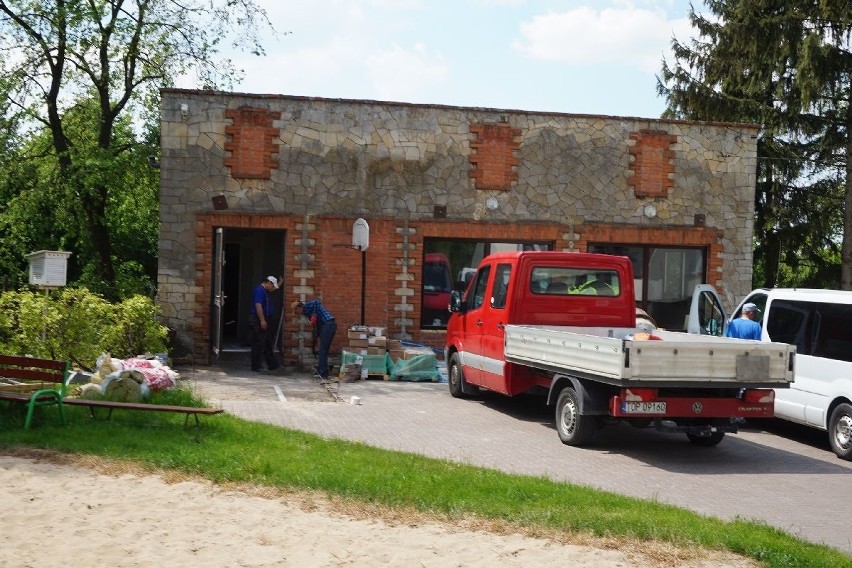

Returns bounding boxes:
[367,346,385,355]
[388,349,404,363]
[349,339,370,349]
[348,330,368,340]
[386,339,402,350]
[402,347,434,360]
[368,336,387,347]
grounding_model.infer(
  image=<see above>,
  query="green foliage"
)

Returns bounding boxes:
[0,1,274,292]
[658,0,851,289]
[0,288,167,369]
[102,294,168,359]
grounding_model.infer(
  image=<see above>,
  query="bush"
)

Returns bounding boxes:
[0,287,167,369]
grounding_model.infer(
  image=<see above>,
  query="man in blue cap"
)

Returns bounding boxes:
[725,302,762,340]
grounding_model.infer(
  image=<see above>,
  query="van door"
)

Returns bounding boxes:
[457,263,493,386]
[479,263,512,393]
[686,284,727,336]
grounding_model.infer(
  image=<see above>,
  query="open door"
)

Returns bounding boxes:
[687,284,727,336]
[210,228,285,354]
[211,228,225,356]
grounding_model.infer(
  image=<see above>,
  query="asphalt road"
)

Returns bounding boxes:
[183,360,852,556]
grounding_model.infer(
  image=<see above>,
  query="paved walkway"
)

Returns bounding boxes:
[180,360,852,556]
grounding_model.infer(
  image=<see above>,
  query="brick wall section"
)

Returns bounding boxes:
[189,212,721,359]
[223,106,281,179]
[469,123,521,190]
[629,129,676,198]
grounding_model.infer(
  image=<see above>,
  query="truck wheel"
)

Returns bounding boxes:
[448,353,476,398]
[828,403,852,460]
[555,387,596,446]
[686,432,725,446]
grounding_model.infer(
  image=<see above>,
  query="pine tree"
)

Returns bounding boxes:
[658,0,850,288]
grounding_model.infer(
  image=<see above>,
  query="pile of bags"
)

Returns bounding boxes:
[75,354,178,402]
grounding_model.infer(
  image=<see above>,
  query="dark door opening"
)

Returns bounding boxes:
[212,228,285,353]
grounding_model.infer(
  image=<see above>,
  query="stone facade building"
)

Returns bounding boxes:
[158,89,758,365]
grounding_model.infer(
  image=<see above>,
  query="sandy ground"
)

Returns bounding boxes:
[1,365,757,567]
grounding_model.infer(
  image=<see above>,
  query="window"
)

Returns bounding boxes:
[470,265,491,310]
[766,300,852,362]
[530,267,619,296]
[590,244,706,331]
[491,264,511,309]
[422,238,552,328]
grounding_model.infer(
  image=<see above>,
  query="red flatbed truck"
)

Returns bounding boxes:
[444,251,796,447]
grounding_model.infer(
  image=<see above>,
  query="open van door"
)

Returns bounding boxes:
[687,284,727,336]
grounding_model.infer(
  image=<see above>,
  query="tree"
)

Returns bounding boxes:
[658,0,850,289]
[0,0,272,296]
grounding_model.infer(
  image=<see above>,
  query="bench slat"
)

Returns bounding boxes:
[0,354,66,370]
[0,367,64,382]
[63,398,223,415]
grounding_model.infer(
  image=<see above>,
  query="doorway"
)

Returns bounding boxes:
[212,228,286,354]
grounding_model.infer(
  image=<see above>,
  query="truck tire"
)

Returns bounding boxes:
[448,353,477,398]
[686,432,725,446]
[555,387,597,446]
[828,403,852,460]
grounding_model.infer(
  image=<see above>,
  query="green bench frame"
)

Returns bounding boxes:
[0,355,69,429]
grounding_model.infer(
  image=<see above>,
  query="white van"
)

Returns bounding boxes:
[688,286,852,460]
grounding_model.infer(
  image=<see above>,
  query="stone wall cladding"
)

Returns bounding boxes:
[159,90,758,360]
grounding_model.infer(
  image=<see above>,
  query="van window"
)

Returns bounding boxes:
[786,301,852,362]
[491,264,511,309]
[765,300,813,354]
[470,265,491,310]
[765,299,852,361]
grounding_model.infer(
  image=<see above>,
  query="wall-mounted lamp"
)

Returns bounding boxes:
[180,103,189,119]
[212,194,228,210]
[643,203,657,218]
[485,196,499,211]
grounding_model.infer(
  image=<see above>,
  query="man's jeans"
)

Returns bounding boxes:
[315,319,337,378]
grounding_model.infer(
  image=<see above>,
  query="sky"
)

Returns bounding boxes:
[210,0,703,120]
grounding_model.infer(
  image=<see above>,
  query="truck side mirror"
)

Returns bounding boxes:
[449,290,465,313]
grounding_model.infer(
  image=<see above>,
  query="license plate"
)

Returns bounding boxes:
[623,401,666,414]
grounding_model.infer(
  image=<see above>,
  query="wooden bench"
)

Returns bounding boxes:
[63,398,224,427]
[0,355,69,429]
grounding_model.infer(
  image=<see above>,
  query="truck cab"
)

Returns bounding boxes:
[445,251,635,396]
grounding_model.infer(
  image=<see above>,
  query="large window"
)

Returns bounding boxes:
[589,244,706,331]
[422,238,552,328]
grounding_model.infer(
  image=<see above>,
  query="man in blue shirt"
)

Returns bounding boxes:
[292,298,337,380]
[249,275,281,373]
[725,302,762,340]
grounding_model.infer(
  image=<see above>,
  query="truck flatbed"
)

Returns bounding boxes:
[504,325,795,389]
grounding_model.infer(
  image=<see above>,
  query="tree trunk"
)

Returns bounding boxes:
[843,102,852,290]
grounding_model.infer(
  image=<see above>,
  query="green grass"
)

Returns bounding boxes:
[1,390,849,568]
